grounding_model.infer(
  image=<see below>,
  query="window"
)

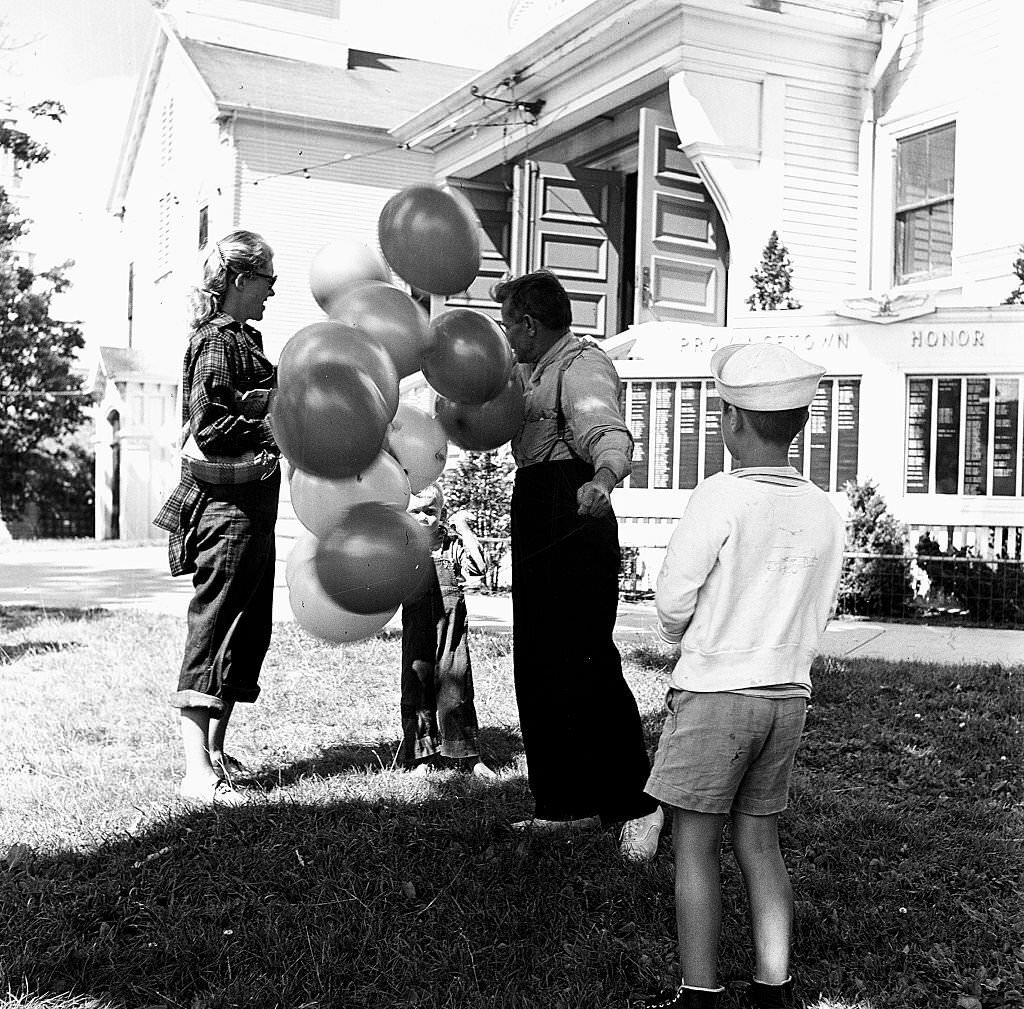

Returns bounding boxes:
[905,375,1022,496]
[895,124,955,284]
[198,205,209,250]
[621,377,860,492]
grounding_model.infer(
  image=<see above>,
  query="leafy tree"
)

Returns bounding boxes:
[837,479,913,618]
[1002,243,1024,304]
[746,230,802,310]
[0,98,92,537]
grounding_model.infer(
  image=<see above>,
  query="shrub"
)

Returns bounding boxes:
[914,535,1024,626]
[837,480,914,618]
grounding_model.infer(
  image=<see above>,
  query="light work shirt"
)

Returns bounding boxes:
[511,332,632,480]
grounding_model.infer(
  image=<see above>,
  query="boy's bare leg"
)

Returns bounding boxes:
[731,811,792,985]
[672,808,728,989]
[179,707,218,787]
[207,700,235,769]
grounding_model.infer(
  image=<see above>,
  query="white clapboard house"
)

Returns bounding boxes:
[95,0,473,540]
[391,0,1024,576]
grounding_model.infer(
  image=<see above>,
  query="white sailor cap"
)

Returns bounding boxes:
[711,343,825,410]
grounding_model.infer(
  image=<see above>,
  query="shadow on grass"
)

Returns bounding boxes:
[0,605,111,633]
[244,725,529,789]
[0,640,82,664]
[0,789,673,1009]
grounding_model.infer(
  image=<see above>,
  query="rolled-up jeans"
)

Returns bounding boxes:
[172,490,277,711]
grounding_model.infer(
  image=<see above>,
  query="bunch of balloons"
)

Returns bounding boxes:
[276,184,526,643]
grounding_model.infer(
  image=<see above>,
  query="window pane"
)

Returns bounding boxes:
[897,132,929,206]
[704,382,724,477]
[906,378,932,493]
[993,379,1019,496]
[935,378,961,494]
[809,382,833,490]
[629,382,651,488]
[927,124,956,200]
[897,203,952,281]
[653,383,675,489]
[963,379,989,496]
[677,382,700,490]
[836,379,860,488]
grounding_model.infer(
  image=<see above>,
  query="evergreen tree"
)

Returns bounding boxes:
[746,230,802,310]
[1002,243,1024,304]
[439,447,515,541]
[837,479,913,618]
[0,100,92,536]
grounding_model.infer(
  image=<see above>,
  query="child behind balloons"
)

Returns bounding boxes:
[399,483,495,778]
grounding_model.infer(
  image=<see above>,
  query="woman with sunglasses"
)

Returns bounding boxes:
[155,229,280,805]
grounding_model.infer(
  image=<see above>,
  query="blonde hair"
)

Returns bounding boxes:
[188,230,274,330]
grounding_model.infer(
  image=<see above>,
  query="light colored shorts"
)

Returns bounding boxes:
[645,688,807,816]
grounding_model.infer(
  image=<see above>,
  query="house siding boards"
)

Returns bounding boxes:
[232,121,436,357]
[880,0,1002,120]
[782,82,862,302]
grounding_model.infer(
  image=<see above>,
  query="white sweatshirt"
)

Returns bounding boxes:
[655,468,844,693]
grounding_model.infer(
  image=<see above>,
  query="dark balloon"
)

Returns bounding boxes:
[328,281,430,379]
[271,331,392,480]
[278,320,399,420]
[314,502,434,614]
[422,308,514,405]
[434,373,525,452]
[377,185,481,295]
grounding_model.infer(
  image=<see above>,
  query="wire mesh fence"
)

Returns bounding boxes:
[479,542,1024,629]
[837,551,1024,629]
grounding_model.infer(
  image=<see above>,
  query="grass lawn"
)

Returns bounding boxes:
[0,605,1020,1009]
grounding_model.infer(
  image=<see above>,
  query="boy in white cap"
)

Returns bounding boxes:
[637,343,845,1009]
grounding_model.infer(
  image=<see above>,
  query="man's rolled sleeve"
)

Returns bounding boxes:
[563,352,633,482]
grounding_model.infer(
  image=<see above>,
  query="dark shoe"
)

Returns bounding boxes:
[739,977,798,1008]
[635,984,724,1008]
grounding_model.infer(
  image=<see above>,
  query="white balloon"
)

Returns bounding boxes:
[386,402,448,494]
[284,531,319,589]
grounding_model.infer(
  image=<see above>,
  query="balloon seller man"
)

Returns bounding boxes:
[638,343,845,1009]
[492,269,664,860]
[399,482,496,778]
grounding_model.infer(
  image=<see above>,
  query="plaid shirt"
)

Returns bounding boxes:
[154,314,277,575]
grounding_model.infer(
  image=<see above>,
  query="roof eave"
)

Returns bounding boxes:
[392,0,885,152]
[106,29,167,215]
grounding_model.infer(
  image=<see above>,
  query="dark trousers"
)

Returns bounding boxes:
[399,561,480,764]
[511,459,657,823]
[174,488,278,711]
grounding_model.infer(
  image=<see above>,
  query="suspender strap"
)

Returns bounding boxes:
[545,345,588,463]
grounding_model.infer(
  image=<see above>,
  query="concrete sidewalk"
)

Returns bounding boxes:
[0,540,1020,666]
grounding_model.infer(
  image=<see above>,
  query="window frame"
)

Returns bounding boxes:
[893,122,956,286]
[620,375,861,493]
[904,373,1023,498]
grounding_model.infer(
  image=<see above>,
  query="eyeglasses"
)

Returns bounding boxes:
[249,271,277,290]
[496,316,526,335]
